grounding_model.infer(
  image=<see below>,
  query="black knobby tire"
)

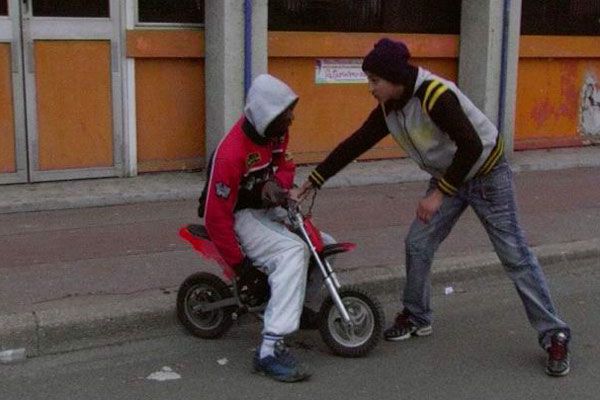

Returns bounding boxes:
[317,285,384,357]
[176,272,234,339]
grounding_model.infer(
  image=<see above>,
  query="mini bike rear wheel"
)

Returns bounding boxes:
[176,272,234,339]
[318,286,384,357]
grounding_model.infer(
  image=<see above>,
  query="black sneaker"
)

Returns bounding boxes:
[546,332,570,377]
[384,311,432,341]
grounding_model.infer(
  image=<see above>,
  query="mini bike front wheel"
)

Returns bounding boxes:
[176,272,234,339]
[318,286,384,357]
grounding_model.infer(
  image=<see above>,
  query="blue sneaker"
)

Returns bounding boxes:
[253,340,311,382]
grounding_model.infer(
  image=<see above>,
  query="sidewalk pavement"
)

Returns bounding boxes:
[1,146,600,361]
[2,146,600,215]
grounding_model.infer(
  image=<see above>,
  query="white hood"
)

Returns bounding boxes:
[244,74,298,137]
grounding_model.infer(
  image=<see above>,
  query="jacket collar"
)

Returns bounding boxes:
[243,118,269,145]
[383,64,418,115]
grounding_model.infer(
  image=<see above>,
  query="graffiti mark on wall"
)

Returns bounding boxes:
[581,75,600,136]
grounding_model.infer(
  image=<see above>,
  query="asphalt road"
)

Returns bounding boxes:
[2,256,598,400]
[1,167,600,315]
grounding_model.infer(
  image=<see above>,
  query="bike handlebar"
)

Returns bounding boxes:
[286,198,299,213]
[285,187,317,218]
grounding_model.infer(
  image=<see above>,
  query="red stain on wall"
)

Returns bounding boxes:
[559,64,578,117]
[530,99,554,128]
[528,63,579,129]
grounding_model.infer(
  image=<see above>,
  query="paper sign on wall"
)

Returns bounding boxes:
[315,59,368,84]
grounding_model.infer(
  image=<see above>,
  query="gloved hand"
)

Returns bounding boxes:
[233,256,254,278]
[261,180,288,207]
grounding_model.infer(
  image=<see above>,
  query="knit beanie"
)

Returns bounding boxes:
[362,38,412,84]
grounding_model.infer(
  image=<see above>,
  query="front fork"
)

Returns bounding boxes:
[292,213,352,325]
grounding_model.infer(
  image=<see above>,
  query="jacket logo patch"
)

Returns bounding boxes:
[246,152,261,168]
[215,182,231,199]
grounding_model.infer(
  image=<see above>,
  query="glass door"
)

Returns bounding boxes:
[0,0,27,184]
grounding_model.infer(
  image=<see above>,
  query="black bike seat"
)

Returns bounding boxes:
[187,224,210,239]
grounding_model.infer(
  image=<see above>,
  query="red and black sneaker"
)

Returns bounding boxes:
[546,332,570,377]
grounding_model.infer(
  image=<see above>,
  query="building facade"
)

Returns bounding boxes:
[0,0,599,185]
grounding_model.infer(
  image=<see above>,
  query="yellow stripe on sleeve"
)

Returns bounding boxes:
[422,80,442,112]
[427,85,448,112]
[436,179,456,196]
[309,170,325,187]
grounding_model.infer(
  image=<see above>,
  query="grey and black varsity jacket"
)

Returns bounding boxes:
[308,67,504,196]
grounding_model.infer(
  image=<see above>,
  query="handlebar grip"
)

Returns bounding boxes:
[286,198,299,213]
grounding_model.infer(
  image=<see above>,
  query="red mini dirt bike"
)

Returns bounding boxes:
[176,197,384,357]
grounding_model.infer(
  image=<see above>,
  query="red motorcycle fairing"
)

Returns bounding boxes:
[303,216,356,258]
[302,216,324,252]
[179,219,355,281]
[179,225,236,281]
[321,242,357,259]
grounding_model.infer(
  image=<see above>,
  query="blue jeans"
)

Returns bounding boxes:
[403,159,571,348]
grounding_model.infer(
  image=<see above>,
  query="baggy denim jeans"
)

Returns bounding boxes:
[403,158,571,348]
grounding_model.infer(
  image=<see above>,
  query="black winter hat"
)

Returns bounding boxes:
[362,38,412,84]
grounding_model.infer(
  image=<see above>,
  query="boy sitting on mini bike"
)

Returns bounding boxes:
[198,74,328,382]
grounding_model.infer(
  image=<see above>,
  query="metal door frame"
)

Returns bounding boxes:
[22,0,123,182]
[0,0,27,184]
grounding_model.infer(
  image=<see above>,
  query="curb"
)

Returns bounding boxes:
[1,290,180,360]
[346,238,600,295]
[2,238,598,361]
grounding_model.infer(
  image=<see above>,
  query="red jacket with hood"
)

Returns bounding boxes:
[202,74,298,268]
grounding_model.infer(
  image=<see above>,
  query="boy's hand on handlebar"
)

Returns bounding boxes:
[261,180,288,207]
[289,180,314,202]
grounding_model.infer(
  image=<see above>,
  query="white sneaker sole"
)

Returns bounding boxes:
[385,326,432,342]
[545,365,570,377]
